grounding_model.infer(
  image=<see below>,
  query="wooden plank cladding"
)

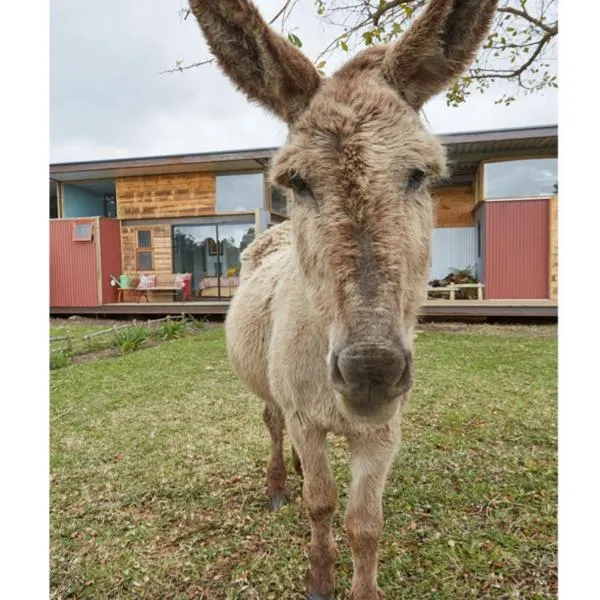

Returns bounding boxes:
[433,185,475,228]
[116,173,215,219]
[121,224,173,277]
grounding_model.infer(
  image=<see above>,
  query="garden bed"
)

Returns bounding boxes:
[50,315,208,369]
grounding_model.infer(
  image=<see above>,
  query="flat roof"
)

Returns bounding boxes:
[50,124,557,183]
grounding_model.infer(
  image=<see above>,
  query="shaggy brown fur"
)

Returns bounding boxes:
[189,0,321,122]
[189,1,498,598]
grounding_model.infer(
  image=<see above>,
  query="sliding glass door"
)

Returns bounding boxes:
[172,223,255,299]
[172,225,217,294]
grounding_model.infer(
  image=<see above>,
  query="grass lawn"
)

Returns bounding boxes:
[50,325,557,599]
[50,319,123,356]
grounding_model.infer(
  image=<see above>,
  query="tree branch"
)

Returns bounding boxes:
[473,31,553,79]
[498,6,557,35]
[161,0,298,75]
[158,58,214,75]
[269,0,295,25]
[371,0,426,27]
[371,1,402,26]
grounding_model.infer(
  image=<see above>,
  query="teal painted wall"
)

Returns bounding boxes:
[63,185,105,217]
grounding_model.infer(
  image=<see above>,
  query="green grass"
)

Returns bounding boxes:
[50,320,119,356]
[50,326,557,599]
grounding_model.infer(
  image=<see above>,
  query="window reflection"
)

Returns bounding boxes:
[172,223,256,299]
[216,173,264,212]
[484,158,557,199]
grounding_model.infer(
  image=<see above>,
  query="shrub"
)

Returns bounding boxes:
[114,326,150,354]
[154,319,185,341]
[187,316,207,331]
[50,350,70,370]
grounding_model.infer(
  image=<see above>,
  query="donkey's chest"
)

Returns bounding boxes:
[265,290,350,432]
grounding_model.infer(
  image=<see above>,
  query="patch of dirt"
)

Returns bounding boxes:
[54,321,222,368]
[67,335,182,366]
[69,347,122,365]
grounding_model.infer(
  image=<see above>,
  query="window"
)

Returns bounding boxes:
[104,194,117,218]
[72,221,93,241]
[137,230,152,248]
[50,195,58,219]
[216,173,264,212]
[62,180,117,217]
[484,158,557,200]
[50,180,58,218]
[270,186,288,215]
[172,223,255,297]
[136,229,153,270]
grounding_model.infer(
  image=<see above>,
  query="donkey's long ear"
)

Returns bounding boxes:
[189,0,321,124]
[382,0,498,110]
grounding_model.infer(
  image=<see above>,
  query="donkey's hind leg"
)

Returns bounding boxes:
[262,402,289,511]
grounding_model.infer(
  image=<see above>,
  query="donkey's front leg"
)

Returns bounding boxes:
[262,403,288,511]
[345,429,398,600]
[288,424,338,600]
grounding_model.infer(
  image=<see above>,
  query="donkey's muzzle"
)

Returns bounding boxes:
[329,342,413,417]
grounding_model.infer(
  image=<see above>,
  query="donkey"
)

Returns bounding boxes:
[189,1,498,598]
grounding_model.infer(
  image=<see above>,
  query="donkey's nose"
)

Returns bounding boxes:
[329,343,412,407]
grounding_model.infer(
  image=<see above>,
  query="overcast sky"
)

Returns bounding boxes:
[50,0,557,164]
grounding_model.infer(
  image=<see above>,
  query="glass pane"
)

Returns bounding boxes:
[137,251,153,270]
[217,224,255,298]
[216,173,264,212]
[173,225,219,297]
[104,194,117,218]
[172,223,255,300]
[50,195,58,219]
[73,222,92,240]
[484,158,557,199]
[271,186,288,215]
[62,179,115,217]
[137,230,152,248]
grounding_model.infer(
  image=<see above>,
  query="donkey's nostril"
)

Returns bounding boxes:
[332,343,408,394]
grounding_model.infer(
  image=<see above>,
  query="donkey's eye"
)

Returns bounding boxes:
[290,174,313,198]
[406,168,426,193]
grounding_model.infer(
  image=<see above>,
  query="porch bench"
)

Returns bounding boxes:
[135,273,192,303]
[427,282,484,301]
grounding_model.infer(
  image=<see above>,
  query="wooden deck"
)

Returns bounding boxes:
[50,299,557,319]
[420,299,557,318]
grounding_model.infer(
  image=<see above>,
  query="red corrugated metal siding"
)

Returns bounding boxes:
[485,199,549,299]
[99,219,122,304]
[50,219,100,307]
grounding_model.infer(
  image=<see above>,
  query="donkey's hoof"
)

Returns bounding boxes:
[306,593,330,600]
[267,493,288,511]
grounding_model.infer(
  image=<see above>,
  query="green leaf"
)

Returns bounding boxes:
[287,33,302,48]
[340,40,349,52]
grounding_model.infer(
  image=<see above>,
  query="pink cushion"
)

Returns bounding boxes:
[174,273,191,288]
[137,274,156,289]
